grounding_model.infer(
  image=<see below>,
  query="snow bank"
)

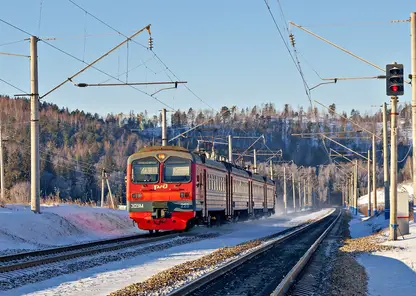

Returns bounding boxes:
[356,222,416,295]
[0,204,141,254]
[357,181,414,207]
[349,212,389,238]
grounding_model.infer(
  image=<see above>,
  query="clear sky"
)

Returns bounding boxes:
[0,0,415,118]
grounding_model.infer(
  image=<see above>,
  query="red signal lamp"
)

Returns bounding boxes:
[390,85,399,92]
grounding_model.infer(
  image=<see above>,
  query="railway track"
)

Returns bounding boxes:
[167,208,341,296]
[0,231,182,272]
[0,231,219,291]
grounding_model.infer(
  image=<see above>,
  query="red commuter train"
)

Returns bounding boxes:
[126,145,276,233]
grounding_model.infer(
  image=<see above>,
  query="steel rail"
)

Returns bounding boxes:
[167,208,337,296]
[270,209,342,296]
[0,231,184,273]
[0,231,178,263]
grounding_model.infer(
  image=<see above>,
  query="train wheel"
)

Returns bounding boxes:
[155,230,159,234]
[148,230,154,235]
[185,219,195,232]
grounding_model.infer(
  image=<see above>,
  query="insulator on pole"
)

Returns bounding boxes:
[148,36,153,50]
[289,33,295,47]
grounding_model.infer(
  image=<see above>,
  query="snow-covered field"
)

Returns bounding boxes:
[349,213,416,295]
[2,208,333,296]
[0,204,142,254]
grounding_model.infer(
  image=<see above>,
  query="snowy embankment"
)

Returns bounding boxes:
[0,204,141,255]
[349,213,416,295]
[4,208,333,296]
[357,181,414,207]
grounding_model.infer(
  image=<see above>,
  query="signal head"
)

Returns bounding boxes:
[386,63,404,96]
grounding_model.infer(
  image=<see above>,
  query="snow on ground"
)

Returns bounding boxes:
[349,212,416,295]
[0,204,142,254]
[349,212,389,239]
[3,208,333,296]
[358,181,414,207]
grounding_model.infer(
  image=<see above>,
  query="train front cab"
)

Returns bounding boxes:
[126,147,196,232]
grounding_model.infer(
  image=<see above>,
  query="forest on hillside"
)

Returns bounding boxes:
[0,96,413,205]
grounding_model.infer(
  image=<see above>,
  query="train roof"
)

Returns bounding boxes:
[128,146,275,183]
[137,145,190,153]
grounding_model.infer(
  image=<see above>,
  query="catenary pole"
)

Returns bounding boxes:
[283,166,287,214]
[383,102,390,219]
[411,12,416,207]
[390,96,398,241]
[0,124,4,201]
[30,36,40,214]
[161,108,167,146]
[372,135,377,214]
[292,171,296,212]
[368,150,371,216]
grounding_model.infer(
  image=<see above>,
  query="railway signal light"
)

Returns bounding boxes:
[386,63,404,96]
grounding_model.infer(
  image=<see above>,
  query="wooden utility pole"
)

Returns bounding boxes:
[105,171,115,209]
[30,36,40,214]
[101,168,105,207]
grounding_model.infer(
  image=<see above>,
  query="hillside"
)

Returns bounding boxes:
[0,96,412,205]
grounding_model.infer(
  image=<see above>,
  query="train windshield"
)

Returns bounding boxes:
[131,157,159,183]
[163,157,191,183]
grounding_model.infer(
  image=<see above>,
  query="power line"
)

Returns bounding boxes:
[276,0,289,34]
[38,0,44,36]
[262,0,312,107]
[0,16,175,110]
[0,18,32,36]
[0,39,28,47]
[0,77,29,94]
[39,38,175,109]
[99,56,154,84]
[66,0,215,111]
[67,0,147,49]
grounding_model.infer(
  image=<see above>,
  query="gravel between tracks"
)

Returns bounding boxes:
[109,238,264,296]
[109,216,331,296]
[0,233,218,291]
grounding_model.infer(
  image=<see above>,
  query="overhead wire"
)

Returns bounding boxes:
[99,56,154,84]
[66,0,216,111]
[0,16,175,110]
[38,0,44,37]
[0,77,29,94]
[0,39,28,47]
[262,0,312,108]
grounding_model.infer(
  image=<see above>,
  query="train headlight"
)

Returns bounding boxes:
[132,193,143,199]
[156,153,166,161]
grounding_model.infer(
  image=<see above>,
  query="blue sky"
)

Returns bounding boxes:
[0,0,415,118]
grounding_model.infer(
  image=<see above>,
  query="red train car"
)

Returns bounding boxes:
[126,146,275,233]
